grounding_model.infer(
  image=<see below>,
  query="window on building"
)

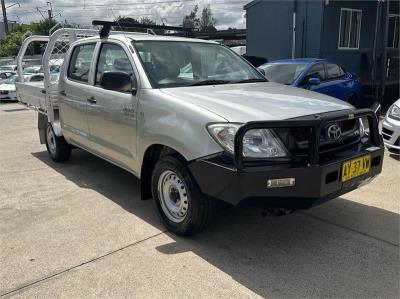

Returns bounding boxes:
[338,8,362,49]
[387,15,399,48]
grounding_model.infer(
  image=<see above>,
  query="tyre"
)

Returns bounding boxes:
[45,123,71,162]
[151,155,215,235]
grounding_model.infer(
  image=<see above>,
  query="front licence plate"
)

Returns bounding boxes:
[341,155,371,182]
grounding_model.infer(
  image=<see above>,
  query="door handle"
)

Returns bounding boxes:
[59,90,66,96]
[87,97,97,104]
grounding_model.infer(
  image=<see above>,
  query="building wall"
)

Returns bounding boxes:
[246,1,294,60]
[320,1,378,81]
[295,1,324,58]
[245,0,324,61]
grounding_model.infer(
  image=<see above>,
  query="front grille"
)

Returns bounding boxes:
[382,127,393,141]
[276,119,362,162]
[0,90,9,95]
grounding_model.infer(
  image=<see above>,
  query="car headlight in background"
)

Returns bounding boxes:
[207,123,288,158]
[358,118,366,137]
[387,103,400,121]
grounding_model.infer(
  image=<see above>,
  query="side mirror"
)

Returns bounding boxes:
[308,77,321,86]
[100,71,136,94]
[257,67,266,76]
[370,102,382,118]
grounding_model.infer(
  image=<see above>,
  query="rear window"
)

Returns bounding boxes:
[260,63,307,85]
[68,43,96,83]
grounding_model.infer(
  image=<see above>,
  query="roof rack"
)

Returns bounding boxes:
[92,20,195,38]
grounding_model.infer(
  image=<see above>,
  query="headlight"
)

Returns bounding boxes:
[207,123,288,158]
[387,103,400,121]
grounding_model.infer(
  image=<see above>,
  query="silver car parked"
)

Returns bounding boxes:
[382,99,400,156]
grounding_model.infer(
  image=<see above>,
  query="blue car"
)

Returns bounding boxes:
[259,58,362,107]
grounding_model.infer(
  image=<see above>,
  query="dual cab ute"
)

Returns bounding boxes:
[16,21,384,235]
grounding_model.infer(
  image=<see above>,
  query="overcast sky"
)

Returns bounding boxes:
[5,0,249,29]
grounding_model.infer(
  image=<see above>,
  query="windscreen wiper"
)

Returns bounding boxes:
[229,78,267,84]
[187,80,230,86]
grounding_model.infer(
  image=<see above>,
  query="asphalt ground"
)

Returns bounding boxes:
[0,102,399,298]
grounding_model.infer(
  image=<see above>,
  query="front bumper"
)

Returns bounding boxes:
[189,147,383,208]
[382,117,400,152]
[0,92,16,101]
[189,108,384,209]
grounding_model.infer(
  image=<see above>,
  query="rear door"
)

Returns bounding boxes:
[60,43,96,148]
[86,41,139,171]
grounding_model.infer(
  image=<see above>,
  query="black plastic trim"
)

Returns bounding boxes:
[189,146,384,208]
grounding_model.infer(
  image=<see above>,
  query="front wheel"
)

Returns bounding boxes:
[151,155,215,235]
[45,123,71,162]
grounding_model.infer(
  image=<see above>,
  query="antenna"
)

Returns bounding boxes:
[92,20,195,39]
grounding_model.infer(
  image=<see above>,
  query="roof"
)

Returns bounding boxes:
[268,58,326,64]
[243,0,262,10]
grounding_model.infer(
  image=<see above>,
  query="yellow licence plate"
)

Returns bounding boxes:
[341,155,371,182]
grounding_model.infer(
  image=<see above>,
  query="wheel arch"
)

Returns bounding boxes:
[140,143,187,200]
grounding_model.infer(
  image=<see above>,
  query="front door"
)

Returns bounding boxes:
[86,42,138,171]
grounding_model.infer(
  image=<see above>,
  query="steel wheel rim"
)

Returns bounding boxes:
[46,126,56,154]
[157,170,189,223]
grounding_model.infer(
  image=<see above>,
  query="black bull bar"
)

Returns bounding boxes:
[233,109,382,170]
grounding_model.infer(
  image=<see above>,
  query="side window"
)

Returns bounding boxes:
[303,63,325,84]
[325,63,345,80]
[68,43,96,83]
[95,43,134,86]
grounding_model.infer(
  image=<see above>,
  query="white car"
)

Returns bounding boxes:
[382,99,400,155]
[23,65,42,74]
[0,71,16,83]
[0,64,17,71]
[0,74,44,101]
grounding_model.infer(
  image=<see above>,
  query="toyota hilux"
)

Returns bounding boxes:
[16,21,384,235]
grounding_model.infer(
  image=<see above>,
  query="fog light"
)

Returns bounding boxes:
[267,178,296,188]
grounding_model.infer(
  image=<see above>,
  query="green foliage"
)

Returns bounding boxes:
[0,25,30,57]
[182,5,200,29]
[182,5,217,32]
[115,16,165,34]
[0,18,69,57]
[199,5,217,32]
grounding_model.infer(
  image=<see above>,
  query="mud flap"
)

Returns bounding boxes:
[38,112,47,144]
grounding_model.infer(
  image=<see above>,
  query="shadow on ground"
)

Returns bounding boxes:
[32,149,400,298]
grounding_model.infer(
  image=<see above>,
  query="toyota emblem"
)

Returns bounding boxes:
[327,124,342,141]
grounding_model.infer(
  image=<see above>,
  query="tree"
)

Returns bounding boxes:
[0,26,31,57]
[182,5,200,29]
[182,5,217,32]
[31,18,58,35]
[199,5,217,32]
[0,18,70,57]
[115,16,164,34]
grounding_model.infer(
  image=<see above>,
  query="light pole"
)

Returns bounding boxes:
[1,0,9,35]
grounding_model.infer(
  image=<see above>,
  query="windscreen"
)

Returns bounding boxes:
[259,63,307,85]
[134,41,265,88]
[4,75,19,84]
